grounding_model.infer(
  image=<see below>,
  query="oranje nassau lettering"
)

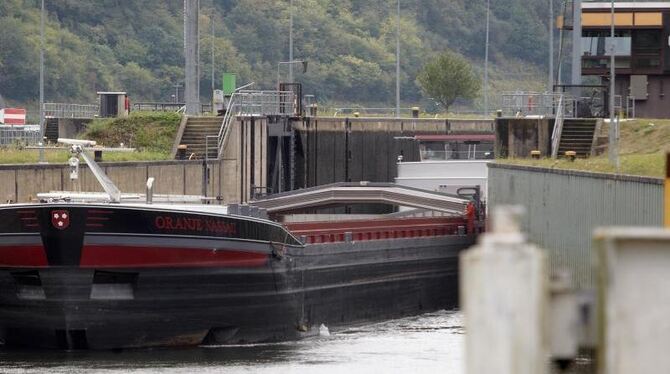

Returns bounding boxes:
[204,219,237,235]
[155,216,235,236]
[155,216,203,231]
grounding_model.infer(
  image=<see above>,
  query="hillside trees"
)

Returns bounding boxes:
[0,0,553,108]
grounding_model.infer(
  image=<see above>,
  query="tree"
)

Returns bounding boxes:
[416,51,481,112]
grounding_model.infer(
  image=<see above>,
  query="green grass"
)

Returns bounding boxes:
[81,111,181,152]
[499,153,664,178]
[500,118,670,178]
[0,111,180,164]
[0,148,169,165]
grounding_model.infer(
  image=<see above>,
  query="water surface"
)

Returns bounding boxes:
[0,311,464,373]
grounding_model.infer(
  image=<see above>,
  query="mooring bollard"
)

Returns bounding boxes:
[177,144,188,160]
[461,206,548,374]
[309,103,318,117]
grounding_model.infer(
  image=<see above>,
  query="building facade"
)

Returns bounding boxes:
[580,2,670,118]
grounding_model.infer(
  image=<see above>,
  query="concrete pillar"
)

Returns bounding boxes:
[594,228,670,374]
[184,0,200,115]
[461,206,548,374]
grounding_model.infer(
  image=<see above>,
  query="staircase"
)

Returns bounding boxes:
[44,118,59,144]
[556,118,598,158]
[174,116,221,159]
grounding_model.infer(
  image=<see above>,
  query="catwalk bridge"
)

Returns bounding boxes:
[249,182,473,215]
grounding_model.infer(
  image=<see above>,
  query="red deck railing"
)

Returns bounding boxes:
[285,216,471,244]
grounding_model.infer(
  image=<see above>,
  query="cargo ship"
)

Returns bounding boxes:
[0,140,481,349]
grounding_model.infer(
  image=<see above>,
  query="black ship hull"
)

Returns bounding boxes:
[0,204,474,349]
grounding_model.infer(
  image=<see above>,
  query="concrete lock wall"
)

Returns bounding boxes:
[494,118,554,158]
[488,163,663,288]
[0,117,266,205]
[296,117,494,188]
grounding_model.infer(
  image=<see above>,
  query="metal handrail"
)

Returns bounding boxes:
[500,92,577,119]
[551,95,565,159]
[216,90,241,158]
[43,103,99,119]
[216,86,296,158]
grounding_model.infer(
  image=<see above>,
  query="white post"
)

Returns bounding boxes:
[594,228,670,374]
[461,206,548,374]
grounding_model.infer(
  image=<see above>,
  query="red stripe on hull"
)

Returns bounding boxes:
[0,246,48,267]
[80,245,269,268]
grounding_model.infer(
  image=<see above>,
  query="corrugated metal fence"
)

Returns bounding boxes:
[488,163,663,288]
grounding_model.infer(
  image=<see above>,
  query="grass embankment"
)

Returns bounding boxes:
[81,111,181,154]
[0,112,181,164]
[500,119,670,178]
[0,149,168,164]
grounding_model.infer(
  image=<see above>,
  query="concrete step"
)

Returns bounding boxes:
[174,117,224,159]
[184,129,219,133]
[562,130,594,134]
[557,119,597,158]
[186,122,221,127]
[561,137,593,141]
[559,143,592,148]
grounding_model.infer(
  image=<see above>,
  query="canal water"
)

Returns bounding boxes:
[0,310,591,373]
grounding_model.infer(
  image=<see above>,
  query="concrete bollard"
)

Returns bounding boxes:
[309,104,318,117]
[594,228,670,374]
[177,144,188,160]
[461,206,548,374]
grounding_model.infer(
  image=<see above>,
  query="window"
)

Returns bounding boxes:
[582,30,632,57]
[419,141,494,161]
[633,30,662,52]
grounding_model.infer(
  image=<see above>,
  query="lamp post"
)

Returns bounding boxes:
[211,10,215,95]
[39,0,46,163]
[288,0,294,84]
[549,0,554,93]
[608,0,618,167]
[484,0,490,116]
[395,0,400,118]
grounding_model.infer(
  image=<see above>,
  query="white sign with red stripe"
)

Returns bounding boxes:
[0,108,26,125]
